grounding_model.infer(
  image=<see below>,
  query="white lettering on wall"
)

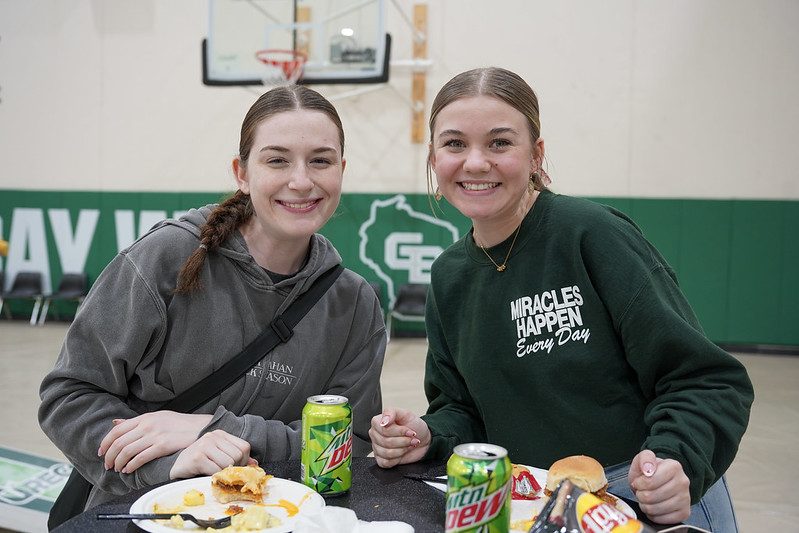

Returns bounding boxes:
[6,208,53,291]
[48,209,99,273]
[358,195,460,310]
[384,232,441,284]
[1,207,185,292]
[114,210,170,251]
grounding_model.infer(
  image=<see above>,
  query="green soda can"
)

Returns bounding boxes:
[446,443,512,533]
[301,395,353,496]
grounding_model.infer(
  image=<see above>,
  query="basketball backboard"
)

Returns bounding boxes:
[203,0,389,86]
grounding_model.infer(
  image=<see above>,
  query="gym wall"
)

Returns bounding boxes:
[1,1,797,344]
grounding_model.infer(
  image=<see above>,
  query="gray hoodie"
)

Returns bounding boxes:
[38,205,386,508]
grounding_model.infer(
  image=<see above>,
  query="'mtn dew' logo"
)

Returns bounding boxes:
[316,424,353,475]
[446,478,508,531]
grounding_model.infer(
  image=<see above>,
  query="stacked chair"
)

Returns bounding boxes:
[386,283,428,342]
[0,271,45,325]
[38,272,89,324]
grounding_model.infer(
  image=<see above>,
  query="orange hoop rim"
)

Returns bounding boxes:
[255,49,307,82]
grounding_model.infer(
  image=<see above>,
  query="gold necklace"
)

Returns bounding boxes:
[476,222,523,272]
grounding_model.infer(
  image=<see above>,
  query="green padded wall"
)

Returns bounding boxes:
[591,197,798,345]
[1,190,797,345]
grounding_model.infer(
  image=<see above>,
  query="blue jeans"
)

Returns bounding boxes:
[605,461,738,533]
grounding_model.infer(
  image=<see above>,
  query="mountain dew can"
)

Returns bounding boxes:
[301,395,352,496]
[446,443,512,533]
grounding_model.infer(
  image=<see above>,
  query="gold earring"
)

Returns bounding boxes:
[435,187,442,201]
[528,175,536,194]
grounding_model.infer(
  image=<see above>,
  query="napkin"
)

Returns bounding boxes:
[292,506,414,533]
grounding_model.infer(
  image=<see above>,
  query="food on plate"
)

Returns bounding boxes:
[211,465,273,504]
[510,518,537,531]
[182,489,205,506]
[167,514,185,529]
[511,464,542,500]
[226,504,245,515]
[152,502,184,514]
[544,455,617,506]
[151,501,187,528]
[226,505,282,531]
[530,479,652,532]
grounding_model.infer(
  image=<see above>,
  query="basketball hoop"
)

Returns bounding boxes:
[255,49,307,86]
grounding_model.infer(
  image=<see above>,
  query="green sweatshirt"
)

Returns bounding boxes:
[421,190,753,504]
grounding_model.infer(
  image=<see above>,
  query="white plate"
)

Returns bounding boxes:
[425,464,636,531]
[129,476,325,532]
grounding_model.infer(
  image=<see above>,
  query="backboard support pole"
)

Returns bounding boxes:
[296,6,312,58]
[411,3,427,143]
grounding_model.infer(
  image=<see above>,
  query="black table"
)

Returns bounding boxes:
[52,458,672,532]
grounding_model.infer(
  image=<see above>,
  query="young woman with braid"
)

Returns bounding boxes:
[369,68,753,532]
[39,86,386,510]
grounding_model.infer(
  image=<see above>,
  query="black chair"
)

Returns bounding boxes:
[38,272,89,324]
[0,271,45,325]
[386,283,427,342]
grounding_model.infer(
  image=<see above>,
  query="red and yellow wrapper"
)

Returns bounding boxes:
[529,479,655,533]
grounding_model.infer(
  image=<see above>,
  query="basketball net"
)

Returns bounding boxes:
[255,49,307,87]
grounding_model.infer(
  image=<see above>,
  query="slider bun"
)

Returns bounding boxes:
[545,455,607,494]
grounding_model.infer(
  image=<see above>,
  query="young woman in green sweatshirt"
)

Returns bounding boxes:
[369,67,753,533]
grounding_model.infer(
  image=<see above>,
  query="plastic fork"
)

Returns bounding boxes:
[403,473,447,485]
[97,512,233,529]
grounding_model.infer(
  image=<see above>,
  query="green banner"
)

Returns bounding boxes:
[0,190,470,333]
[1,190,797,345]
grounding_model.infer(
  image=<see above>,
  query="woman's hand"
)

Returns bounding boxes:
[369,407,431,468]
[628,449,691,524]
[99,411,213,474]
[169,430,255,479]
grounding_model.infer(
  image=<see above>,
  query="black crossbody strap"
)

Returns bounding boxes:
[164,264,344,414]
[47,264,345,531]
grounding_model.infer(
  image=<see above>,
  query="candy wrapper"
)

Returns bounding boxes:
[528,479,656,533]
